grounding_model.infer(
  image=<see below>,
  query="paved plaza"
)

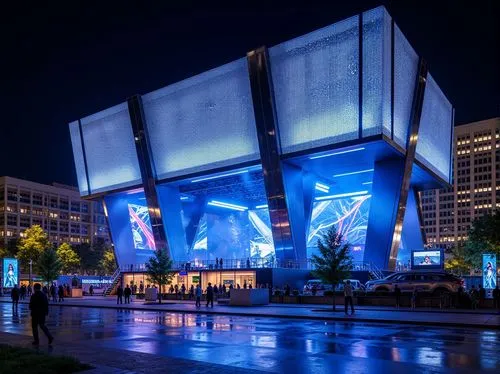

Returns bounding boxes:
[1,302,499,373]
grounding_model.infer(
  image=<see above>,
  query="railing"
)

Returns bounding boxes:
[104,267,122,296]
[119,259,387,275]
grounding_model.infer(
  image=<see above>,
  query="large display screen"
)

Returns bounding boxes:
[307,195,371,262]
[411,250,443,269]
[188,206,274,262]
[3,258,18,288]
[482,254,497,290]
[128,203,156,250]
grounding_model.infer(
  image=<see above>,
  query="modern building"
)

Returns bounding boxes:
[421,117,500,247]
[0,176,109,247]
[69,5,453,287]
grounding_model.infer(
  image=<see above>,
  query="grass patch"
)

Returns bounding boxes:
[0,344,92,373]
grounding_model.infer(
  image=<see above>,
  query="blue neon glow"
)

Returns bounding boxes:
[315,191,369,201]
[315,182,330,193]
[333,169,374,178]
[180,196,189,201]
[309,147,365,160]
[362,181,373,185]
[191,170,248,183]
[255,204,269,209]
[207,200,249,211]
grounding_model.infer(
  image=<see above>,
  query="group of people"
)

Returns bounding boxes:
[48,283,67,303]
[9,284,32,308]
[116,284,133,304]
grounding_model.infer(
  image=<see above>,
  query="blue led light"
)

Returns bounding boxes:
[362,181,373,185]
[315,183,329,193]
[180,196,189,201]
[191,170,249,183]
[255,204,268,209]
[309,147,365,160]
[207,200,248,211]
[333,169,374,178]
[315,190,369,201]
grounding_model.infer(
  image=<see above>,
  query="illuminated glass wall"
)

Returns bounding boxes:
[142,58,260,180]
[156,166,275,264]
[415,74,453,182]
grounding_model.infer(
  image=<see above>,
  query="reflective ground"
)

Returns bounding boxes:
[1,303,498,373]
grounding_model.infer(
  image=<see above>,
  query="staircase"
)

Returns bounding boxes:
[368,262,385,280]
[104,268,121,296]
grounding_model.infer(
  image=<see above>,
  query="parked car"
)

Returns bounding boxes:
[335,279,365,292]
[303,280,333,296]
[365,271,463,295]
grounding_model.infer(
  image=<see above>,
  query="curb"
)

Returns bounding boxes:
[2,299,498,330]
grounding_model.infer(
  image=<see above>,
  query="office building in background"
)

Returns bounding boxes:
[0,176,109,247]
[421,117,500,248]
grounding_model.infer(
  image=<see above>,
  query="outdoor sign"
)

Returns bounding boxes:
[3,258,19,288]
[411,249,443,270]
[191,276,200,283]
[482,254,497,290]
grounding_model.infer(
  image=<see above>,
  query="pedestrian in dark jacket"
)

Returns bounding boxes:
[206,283,214,307]
[11,284,20,310]
[50,284,57,302]
[29,283,53,346]
[117,286,124,304]
[58,285,64,302]
[124,285,132,304]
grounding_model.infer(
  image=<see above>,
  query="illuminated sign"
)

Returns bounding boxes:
[3,258,18,288]
[482,254,497,290]
[411,250,443,270]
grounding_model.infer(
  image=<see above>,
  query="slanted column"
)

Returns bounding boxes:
[247,47,306,264]
[127,95,168,254]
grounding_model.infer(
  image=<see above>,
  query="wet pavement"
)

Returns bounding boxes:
[1,303,499,373]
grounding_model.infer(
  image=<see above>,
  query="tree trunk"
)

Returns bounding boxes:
[332,284,336,311]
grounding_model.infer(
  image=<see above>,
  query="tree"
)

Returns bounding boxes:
[56,243,81,274]
[145,250,174,304]
[99,249,116,275]
[311,227,353,310]
[37,248,63,285]
[17,225,50,268]
[445,245,471,276]
[464,212,500,269]
[74,238,108,274]
[0,238,20,259]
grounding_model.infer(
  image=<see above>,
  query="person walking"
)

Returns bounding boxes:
[195,284,202,308]
[394,284,402,309]
[246,258,251,268]
[116,285,124,304]
[215,257,219,270]
[344,280,355,315]
[20,285,26,300]
[206,283,214,308]
[411,287,418,309]
[189,285,194,300]
[27,284,32,297]
[478,284,486,308]
[29,283,53,346]
[181,284,186,300]
[50,283,57,303]
[124,284,132,304]
[470,285,478,310]
[219,258,223,269]
[89,285,94,296]
[58,285,64,302]
[11,284,20,311]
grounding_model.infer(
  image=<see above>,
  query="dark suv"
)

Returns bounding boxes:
[365,271,463,294]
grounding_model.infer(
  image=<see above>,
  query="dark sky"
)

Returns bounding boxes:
[1,0,498,187]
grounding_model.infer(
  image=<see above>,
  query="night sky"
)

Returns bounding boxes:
[1,1,498,187]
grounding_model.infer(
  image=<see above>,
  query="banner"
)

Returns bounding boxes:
[482,254,497,289]
[3,258,19,288]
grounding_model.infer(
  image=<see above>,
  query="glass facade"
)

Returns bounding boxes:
[142,58,260,180]
[69,6,453,270]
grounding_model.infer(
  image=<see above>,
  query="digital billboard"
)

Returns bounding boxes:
[307,195,371,261]
[128,203,156,250]
[482,254,497,290]
[3,258,19,288]
[411,250,443,270]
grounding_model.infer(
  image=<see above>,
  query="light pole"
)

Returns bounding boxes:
[29,259,33,287]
